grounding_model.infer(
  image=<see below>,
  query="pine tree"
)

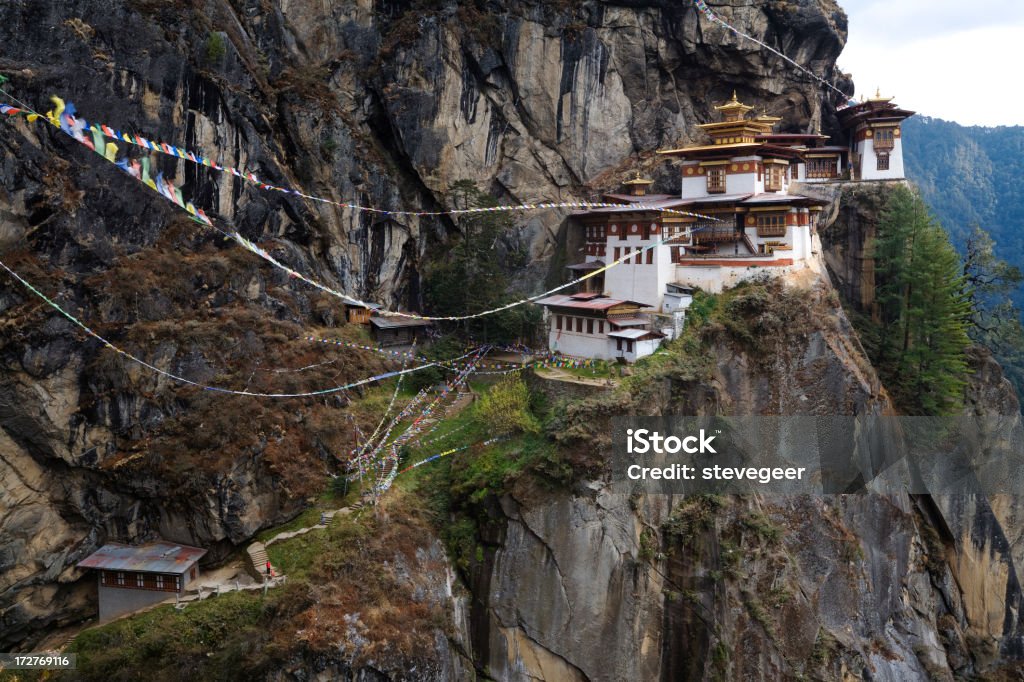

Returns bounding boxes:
[868,187,972,414]
[423,180,540,343]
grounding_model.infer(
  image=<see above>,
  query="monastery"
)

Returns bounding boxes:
[538,91,914,361]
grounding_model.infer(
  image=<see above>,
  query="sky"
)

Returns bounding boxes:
[837,0,1024,126]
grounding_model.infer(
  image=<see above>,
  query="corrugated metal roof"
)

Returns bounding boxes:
[691,193,753,204]
[566,260,605,271]
[370,316,433,329]
[741,193,829,206]
[571,198,695,216]
[77,542,206,574]
[609,317,648,327]
[609,329,665,340]
[536,294,650,311]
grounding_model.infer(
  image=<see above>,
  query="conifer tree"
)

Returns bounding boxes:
[868,187,971,414]
[424,180,540,343]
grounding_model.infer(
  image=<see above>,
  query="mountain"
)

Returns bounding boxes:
[3,0,1024,679]
[902,115,1024,308]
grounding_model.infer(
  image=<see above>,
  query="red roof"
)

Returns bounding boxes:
[536,294,650,311]
[77,542,206,574]
[609,317,649,327]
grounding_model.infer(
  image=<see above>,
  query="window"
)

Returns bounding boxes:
[137,573,145,587]
[626,340,634,353]
[756,213,787,237]
[806,157,837,179]
[646,248,653,265]
[575,318,583,333]
[598,321,604,334]
[555,315,562,331]
[876,153,890,171]
[765,164,784,191]
[116,572,126,586]
[614,247,621,261]
[616,339,623,351]
[706,167,726,193]
[586,319,594,334]
[155,574,165,590]
[873,128,894,150]
[190,567,197,581]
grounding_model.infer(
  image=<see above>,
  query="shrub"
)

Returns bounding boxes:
[476,375,540,436]
[204,32,227,64]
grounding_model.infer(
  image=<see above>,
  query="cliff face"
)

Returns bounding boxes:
[467,272,1024,681]
[0,0,852,649]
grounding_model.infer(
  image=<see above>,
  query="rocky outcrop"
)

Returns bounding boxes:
[465,277,1024,680]
[0,0,854,649]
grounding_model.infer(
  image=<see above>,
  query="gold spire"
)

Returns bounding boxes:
[623,170,654,196]
[715,91,754,122]
[869,87,893,103]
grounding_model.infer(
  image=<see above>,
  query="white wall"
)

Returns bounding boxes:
[672,261,810,293]
[603,227,670,310]
[616,337,661,362]
[857,138,905,180]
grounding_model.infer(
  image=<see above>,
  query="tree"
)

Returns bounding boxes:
[868,187,972,414]
[424,180,540,343]
[962,226,1024,404]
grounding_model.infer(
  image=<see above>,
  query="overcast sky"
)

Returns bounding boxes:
[837,0,1024,126]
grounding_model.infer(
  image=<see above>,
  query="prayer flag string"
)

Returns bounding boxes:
[0,92,719,322]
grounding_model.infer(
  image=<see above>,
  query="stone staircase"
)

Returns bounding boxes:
[246,541,275,581]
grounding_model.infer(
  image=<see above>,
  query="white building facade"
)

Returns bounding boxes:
[539,91,913,361]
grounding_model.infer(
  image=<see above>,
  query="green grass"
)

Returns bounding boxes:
[56,586,306,682]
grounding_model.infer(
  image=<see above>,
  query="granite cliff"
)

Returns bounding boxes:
[3,1,1023,680]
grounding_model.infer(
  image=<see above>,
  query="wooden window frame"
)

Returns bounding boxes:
[873,128,895,151]
[706,167,726,194]
[765,164,784,192]
[575,318,583,333]
[876,153,890,171]
[586,319,594,334]
[555,315,562,331]
[756,213,787,237]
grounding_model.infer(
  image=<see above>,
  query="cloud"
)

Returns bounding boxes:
[838,0,1024,124]
[838,24,1024,125]
[840,0,1024,43]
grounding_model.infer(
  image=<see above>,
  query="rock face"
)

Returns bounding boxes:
[9,1,1024,678]
[0,0,852,650]
[466,275,1024,681]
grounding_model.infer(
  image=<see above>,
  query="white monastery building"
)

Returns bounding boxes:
[538,91,914,361]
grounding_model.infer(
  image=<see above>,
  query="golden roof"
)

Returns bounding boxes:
[868,87,893,103]
[622,171,654,185]
[715,91,754,116]
[656,141,761,155]
[754,107,782,124]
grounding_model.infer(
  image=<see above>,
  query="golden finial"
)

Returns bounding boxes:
[875,87,881,99]
[731,90,739,103]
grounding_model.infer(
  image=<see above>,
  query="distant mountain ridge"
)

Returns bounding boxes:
[902,115,1024,308]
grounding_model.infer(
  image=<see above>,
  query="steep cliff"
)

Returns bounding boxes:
[0,0,853,650]
[460,273,1024,681]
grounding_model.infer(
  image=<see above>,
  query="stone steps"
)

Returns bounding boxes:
[246,541,275,580]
